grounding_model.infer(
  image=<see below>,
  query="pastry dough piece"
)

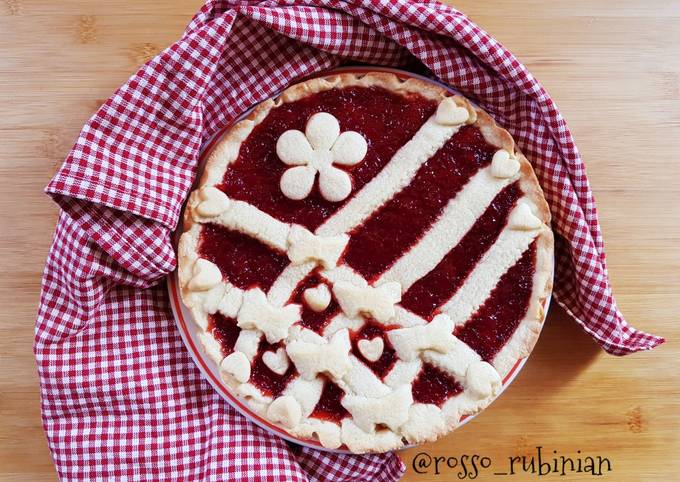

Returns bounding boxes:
[341,385,413,433]
[388,314,457,361]
[287,225,349,269]
[286,329,352,381]
[236,288,300,343]
[332,281,401,324]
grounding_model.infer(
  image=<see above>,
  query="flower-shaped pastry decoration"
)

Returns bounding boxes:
[276,112,368,202]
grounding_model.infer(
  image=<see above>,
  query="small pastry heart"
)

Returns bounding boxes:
[188,259,222,291]
[510,203,542,231]
[220,351,250,383]
[303,284,331,312]
[196,186,231,218]
[490,149,520,179]
[435,97,469,125]
[357,337,384,362]
[314,423,342,450]
[267,395,302,429]
[465,361,501,398]
[262,347,290,375]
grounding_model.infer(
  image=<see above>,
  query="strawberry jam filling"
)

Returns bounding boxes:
[219,86,437,230]
[350,321,397,379]
[289,271,339,333]
[401,181,522,319]
[310,377,349,424]
[208,313,241,356]
[411,363,463,406]
[454,242,537,362]
[343,124,497,281]
[249,340,297,397]
[198,225,289,291]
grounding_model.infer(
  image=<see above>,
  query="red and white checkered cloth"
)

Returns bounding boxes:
[37,0,664,480]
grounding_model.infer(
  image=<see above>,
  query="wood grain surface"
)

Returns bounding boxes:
[1,1,678,481]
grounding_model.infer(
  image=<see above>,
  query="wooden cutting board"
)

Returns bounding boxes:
[1,1,677,480]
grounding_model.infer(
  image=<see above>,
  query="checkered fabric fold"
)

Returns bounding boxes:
[37,0,664,480]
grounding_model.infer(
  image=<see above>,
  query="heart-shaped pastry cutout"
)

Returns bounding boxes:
[303,284,331,312]
[196,186,231,218]
[490,149,520,179]
[465,361,501,399]
[357,337,384,362]
[267,395,302,429]
[220,351,250,383]
[262,347,290,375]
[188,258,222,292]
[435,97,469,125]
[510,203,542,231]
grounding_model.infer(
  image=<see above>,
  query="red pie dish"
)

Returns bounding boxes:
[174,70,554,453]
